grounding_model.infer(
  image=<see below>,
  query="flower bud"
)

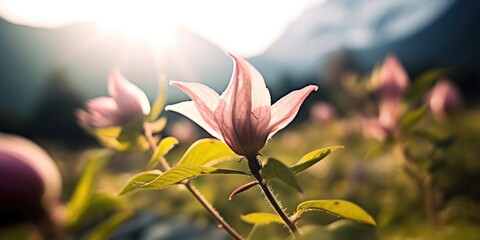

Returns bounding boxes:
[428,78,461,118]
[376,54,409,99]
[76,69,150,128]
[0,133,61,225]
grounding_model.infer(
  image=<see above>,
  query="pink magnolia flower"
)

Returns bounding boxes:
[377,55,408,130]
[77,69,151,128]
[364,55,409,141]
[428,78,462,118]
[166,53,318,157]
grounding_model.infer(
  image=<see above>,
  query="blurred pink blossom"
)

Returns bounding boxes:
[377,54,409,99]
[0,133,62,220]
[280,131,304,151]
[167,120,199,144]
[428,78,462,118]
[377,55,409,131]
[364,55,409,140]
[362,118,388,142]
[310,101,337,124]
[166,52,318,157]
[76,69,151,128]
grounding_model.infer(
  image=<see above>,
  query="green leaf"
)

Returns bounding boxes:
[261,158,302,193]
[92,126,122,138]
[147,137,179,169]
[121,164,248,194]
[85,211,133,240]
[86,118,148,152]
[148,75,168,122]
[364,142,388,160]
[241,213,283,225]
[120,170,163,194]
[404,69,446,102]
[150,117,167,133]
[296,200,376,226]
[400,107,427,130]
[435,134,456,149]
[67,150,112,226]
[177,138,239,166]
[290,146,344,175]
[412,129,456,149]
[115,117,149,152]
[68,194,126,230]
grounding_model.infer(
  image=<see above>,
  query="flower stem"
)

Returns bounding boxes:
[143,123,243,240]
[395,144,438,229]
[422,174,438,229]
[182,181,244,240]
[143,123,171,171]
[247,156,301,239]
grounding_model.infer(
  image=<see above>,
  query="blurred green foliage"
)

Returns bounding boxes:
[4,67,479,239]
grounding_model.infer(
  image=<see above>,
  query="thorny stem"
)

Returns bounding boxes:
[143,123,244,240]
[247,156,301,239]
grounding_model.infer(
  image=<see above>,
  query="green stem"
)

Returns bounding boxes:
[247,156,301,239]
[395,144,438,229]
[144,123,244,240]
[422,174,438,229]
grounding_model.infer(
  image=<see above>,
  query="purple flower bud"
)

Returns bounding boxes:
[0,133,61,224]
[77,69,150,128]
[428,78,462,118]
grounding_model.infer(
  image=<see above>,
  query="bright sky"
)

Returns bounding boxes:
[0,0,322,57]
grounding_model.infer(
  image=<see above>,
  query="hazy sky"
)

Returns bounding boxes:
[0,0,323,57]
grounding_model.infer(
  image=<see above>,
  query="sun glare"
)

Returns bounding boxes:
[95,2,181,49]
[0,0,321,57]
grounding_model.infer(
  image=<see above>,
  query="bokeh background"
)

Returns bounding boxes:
[1,0,479,239]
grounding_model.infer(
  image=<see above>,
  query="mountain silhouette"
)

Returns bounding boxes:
[0,18,231,128]
[1,0,479,141]
[250,0,480,92]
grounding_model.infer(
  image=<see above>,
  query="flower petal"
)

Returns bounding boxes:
[76,97,122,128]
[362,118,387,141]
[268,85,318,138]
[214,53,272,156]
[214,97,242,154]
[223,53,271,109]
[170,81,221,133]
[109,69,151,116]
[165,101,223,141]
[378,98,400,130]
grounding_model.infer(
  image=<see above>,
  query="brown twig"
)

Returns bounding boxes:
[143,123,243,240]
